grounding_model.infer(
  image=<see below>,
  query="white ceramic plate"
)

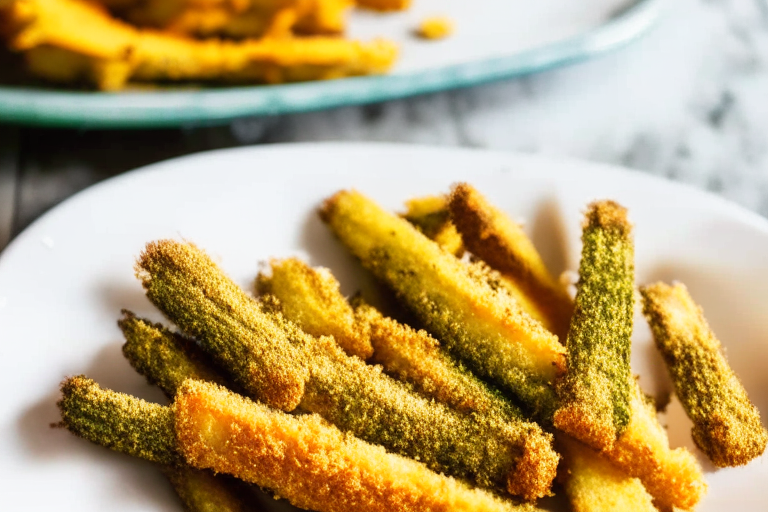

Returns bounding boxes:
[0,0,660,128]
[0,143,765,510]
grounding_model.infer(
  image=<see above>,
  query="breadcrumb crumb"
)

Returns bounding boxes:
[641,282,768,467]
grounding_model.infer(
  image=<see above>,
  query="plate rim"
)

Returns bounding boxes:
[0,0,663,129]
[3,140,768,264]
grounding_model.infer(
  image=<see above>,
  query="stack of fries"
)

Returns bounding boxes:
[0,0,406,89]
[56,183,766,512]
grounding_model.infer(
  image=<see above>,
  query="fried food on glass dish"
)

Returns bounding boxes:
[98,0,353,39]
[641,282,768,467]
[0,0,396,89]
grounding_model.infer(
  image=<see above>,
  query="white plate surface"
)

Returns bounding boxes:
[0,143,766,510]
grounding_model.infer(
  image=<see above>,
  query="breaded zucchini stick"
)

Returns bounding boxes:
[402,195,464,256]
[256,258,374,360]
[58,375,182,465]
[553,201,634,450]
[59,377,540,512]
[558,436,656,512]
[320,190,565,421]
[138,240,559,499]
[256,257,558,499]
[603,381,706,511]
[448,183,573,339]
[119,311,253,512]
[641,282,768,467]
[1,0,396,90]
[120,311,228,398]
[138,240,310,412]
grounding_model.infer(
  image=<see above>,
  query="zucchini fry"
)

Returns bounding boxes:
[119,312,253,512]
[1,0,397,90]
[58,375,181,466]
[448,183,573,339]
[402,195,464,256]
[138,240,310,412]
[59,377,540,512]
[320,190,565,421]
[257,256,558,500]
[256,258,374,360]
[553,201,634,450]
[120,311,228,398]
[641,282,768,467]
[176,379,541,512]
[558,436,656,512]
[138,240,559,498]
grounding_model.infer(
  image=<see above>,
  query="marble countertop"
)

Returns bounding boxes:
[1,0,767,251]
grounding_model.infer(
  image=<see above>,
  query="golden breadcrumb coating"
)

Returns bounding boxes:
[355,0,410,11]
[162,466,249,512]
[138,239,555,498]
[554,201,634,451]
[257,257,558,499]
[120,311,228,398]
[174,379,540,512]
[416,16,454,40]
[1,0,397,90]
[448,183,573,339]
[641,282,768,467]
[118,312,253,512]
[115,0,351,39]
[257,257,374,360]
[301,333,556,498]
[57,376,182,466]
[402,195,464,256]
[558,435,656,512]
[137,240,311,412]
[604,381,706,511]
[320,190,565,421]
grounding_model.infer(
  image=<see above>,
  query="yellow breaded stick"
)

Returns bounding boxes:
[58,376,540,512]
[605,381,706,511]
[558,436,656,512]
[175,379,540,512]
[256,257,558,499]
[138,240,559,499]
[320,190,565,421]
[355,0,410,11]
[256,258,374,360]
[119,312,252,512]
[641,282,768,467]
[2,0,397,90]
[402,195,464,256]
[403,193,557,334]
[553,201,634,451]
[122,0,352,39]
[448,183,573,339]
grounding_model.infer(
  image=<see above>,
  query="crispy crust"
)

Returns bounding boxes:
[448,183,573,339]
[320,190,565,421]
[257,257,374,360]
[554,200,634,450]
[641,282,767,467]
[137,240,311,412]
[559,435,656,512]
[174,379,538,512]
[603,382,706,511]
[2,0,397,89]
